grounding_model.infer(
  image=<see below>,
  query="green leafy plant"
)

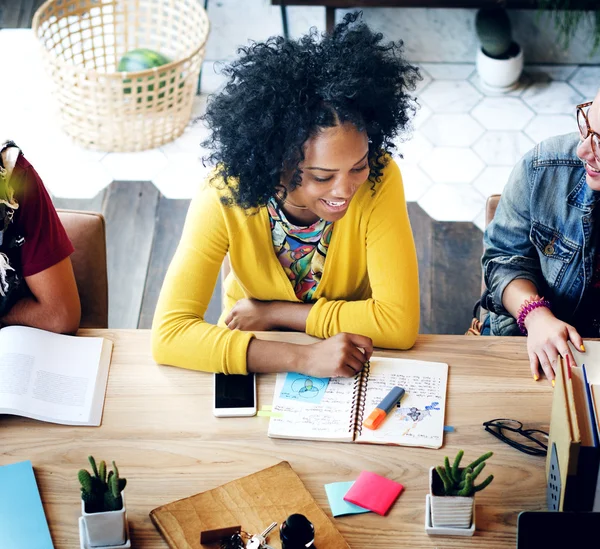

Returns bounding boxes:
[537,1,600,55]
[476,7,514,59]
[434,450,494,497]
[78,456,127,513]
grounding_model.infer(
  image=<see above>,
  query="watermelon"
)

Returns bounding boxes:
[117,48,171,72]
[118,48,176,99]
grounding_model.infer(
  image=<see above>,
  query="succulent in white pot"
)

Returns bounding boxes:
[430,450,494,530]
[79,456,128,548]
[475,7,523,92]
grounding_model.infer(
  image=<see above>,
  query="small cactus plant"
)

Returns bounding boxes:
[78,456,127,513]
[475,7,513,59]
[435,450,494,497]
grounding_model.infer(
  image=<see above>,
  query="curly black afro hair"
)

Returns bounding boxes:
[202,11,421,209]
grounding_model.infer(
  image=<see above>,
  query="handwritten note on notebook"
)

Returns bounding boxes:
[356,359,447,448]
[268,357,448,448]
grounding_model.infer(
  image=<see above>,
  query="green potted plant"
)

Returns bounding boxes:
[78,456,129,548]
[475,7,524,91]
[537,1,600,55]
[428,450,494,535]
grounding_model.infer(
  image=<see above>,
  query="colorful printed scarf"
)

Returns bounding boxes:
[267,197,333,302]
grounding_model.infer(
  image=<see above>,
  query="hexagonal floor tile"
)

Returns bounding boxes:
[524,115,576,143]
[394,132,433,164]
[414,65,433,94]
[473,132,534,166]
[200,60,229,95]
[419,63,475,80]
[38,158,113,198]
[468,71,531,98]
[568,66,600,99]
[418,183,485,222]
[412,101,433,130]
[419,147,484,184]
[190,94,209,121]
[396,162,433,202]
[101,149,169,181]
[522,81,583,115]
[472,98,534,131]
[525,64,578,83]
[161,126,212,155]
[420,80,482,113]
[153,152,212,199]
[473,166,513,198]
[17,124,108,170]
[473,208,486,232]
[421,114,484,147]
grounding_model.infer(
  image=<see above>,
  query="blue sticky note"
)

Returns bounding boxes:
[0,460,54,549]
[279,372,329,404]
[325,481,371,517]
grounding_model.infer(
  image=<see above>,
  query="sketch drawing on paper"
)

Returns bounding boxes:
[396,401,440,436]
[291,376,327,398]
[279,372,329,404]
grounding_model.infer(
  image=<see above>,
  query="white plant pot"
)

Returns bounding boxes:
[81,494,127,548]
[476,43,524,92]
[429,467,474,529]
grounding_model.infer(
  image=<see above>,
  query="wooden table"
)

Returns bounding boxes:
[2,330,552,548]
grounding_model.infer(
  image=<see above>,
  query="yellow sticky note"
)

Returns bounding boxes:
[257,411,283,418]
[261,405,273,411]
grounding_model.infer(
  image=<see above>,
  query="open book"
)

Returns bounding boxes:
[268,356,448,449]
[0,326,113,426]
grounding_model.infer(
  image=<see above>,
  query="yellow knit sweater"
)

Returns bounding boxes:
[151,158,420,374]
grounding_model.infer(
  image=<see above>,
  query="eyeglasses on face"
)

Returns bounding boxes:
[576,102,600,164]
[483,418,548,457]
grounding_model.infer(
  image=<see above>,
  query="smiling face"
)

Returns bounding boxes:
[280,122,370,225]
[577,90,600,191]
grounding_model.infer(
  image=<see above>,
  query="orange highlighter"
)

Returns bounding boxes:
[363,386,405,430]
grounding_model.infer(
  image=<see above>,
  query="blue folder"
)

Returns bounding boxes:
[0,460,54,549]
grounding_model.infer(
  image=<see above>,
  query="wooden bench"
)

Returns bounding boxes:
[271,0,595,35]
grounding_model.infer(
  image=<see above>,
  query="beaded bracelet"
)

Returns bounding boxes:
[517,295,551,335]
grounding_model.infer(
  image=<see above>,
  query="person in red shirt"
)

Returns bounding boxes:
[0,140,80,332]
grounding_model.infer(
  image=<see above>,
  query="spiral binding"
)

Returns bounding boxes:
[348,361,371,436]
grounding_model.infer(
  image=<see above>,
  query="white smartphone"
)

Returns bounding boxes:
[213,373,257,417]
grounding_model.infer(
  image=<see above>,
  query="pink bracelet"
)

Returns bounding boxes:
[517,295,551,335]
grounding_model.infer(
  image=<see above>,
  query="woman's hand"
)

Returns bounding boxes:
[525,307,583,384]
[300,332,373,378]
[225,298,274,331]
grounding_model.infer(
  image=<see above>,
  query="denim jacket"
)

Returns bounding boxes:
[482,132,600,335]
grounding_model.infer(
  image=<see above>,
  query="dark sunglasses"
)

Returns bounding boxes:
[483,418,548,457]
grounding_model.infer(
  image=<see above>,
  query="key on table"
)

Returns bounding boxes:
[246,522,278,549]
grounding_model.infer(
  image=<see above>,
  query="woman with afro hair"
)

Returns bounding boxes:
[152,13,421,377]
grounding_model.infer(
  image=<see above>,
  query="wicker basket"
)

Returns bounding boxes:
[32,0,210,152]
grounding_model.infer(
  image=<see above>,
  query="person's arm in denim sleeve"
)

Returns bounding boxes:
[482,147,544,316]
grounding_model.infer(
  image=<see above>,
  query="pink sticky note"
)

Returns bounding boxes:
[343,471,404,516]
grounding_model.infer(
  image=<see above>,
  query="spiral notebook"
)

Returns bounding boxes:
[268,356,448,448]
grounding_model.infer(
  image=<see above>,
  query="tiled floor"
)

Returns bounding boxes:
[1,28,586,231]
